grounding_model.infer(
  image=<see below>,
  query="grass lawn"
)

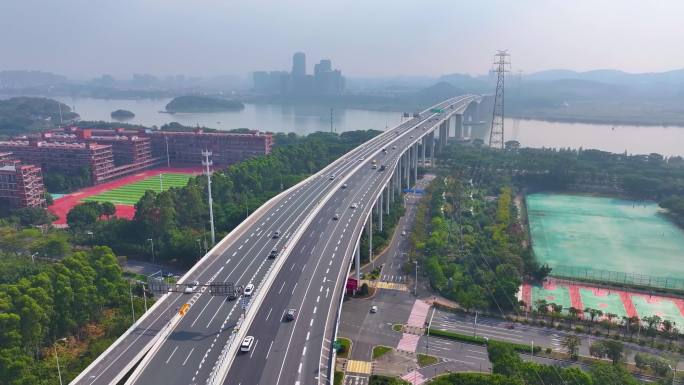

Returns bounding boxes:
[83,173,192,205]
[392,324,403,332]
[417,353,439,367]
[334,371,344,385]
[372,345,392,360]
[336,337,351,358]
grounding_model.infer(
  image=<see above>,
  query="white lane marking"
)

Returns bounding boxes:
[313,306,317,314]
[250,339,259,359]
[165,345,179,364]
[306,331,310,341]
[266,340,274,359]
[310,318,314,327]
[232,252,237,257]
[190,296,215,327]
[278,281,286,294]
[238,245,243,250]
[265,307,273,321]
[182,348,195,366]
[302,346,307,356]
[291,282,298,295]
[298,362,303,374]
[290,263,296,271]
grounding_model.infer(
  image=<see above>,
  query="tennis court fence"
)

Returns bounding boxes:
[551,265,684,291]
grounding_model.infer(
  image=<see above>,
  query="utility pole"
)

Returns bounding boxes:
[165,135,170,167]
[159,173,163,192]
[54,337,67,385]
[489,50,510,149]
[414,260,418,295]
[147,238,155,264]
[202,150,216,245]
[330,108,334,133]
[129,281,136,322]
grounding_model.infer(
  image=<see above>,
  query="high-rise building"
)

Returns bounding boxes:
[252,53,345,96]
[292,52,306,78]
[313,59,345,95]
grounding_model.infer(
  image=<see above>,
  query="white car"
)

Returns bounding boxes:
[244,283,254,297]
[240,336,255,352]
[350,203,358,209]
[370,305,378,313]
[333,213,339,220]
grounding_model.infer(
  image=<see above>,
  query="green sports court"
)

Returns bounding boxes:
[82,173,193,205]
[527,193,684,287]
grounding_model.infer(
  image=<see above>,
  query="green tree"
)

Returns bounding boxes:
[561,335,581,359]
[66,203,100,231]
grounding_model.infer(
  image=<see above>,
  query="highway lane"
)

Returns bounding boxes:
[225,145,393,385]
[124,104,451,385]
[223,96,479,385]
[74,115,417,385]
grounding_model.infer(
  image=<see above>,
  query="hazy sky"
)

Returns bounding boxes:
[2,0,683,79]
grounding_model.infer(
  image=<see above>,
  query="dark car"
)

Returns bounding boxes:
[268,248,279,259]
[285,308,296,321]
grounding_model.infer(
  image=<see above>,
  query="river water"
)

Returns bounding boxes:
[54,97,684,156]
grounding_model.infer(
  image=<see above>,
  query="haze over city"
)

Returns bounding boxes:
[2,2,684,385]
[2,0,684,78]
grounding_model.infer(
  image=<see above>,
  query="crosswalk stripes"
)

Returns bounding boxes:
[346,360,372,374]
[374,281,409,291]
[344,374,369,385]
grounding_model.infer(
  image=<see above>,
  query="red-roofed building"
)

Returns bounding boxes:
[0,152,46,208]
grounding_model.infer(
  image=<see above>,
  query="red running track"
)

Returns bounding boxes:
[48,168,201,226]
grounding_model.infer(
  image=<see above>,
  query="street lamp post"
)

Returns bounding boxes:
[54,337,67,385]
[197,239,202,260]
[128,280,136,323]
[669,364,676,385]
[413,260,418,295]
[147,238,155,264]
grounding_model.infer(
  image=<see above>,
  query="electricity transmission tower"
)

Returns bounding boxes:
[202,150,216,246]
[489,50,510,149]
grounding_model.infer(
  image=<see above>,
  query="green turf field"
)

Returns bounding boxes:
[83,173,192,205]
[527,193,684,284]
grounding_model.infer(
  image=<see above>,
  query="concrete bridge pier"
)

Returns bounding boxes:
[404,149,410,190]
[367,211,373,267]
[355,239,361,281]
[413,142,418,186]
[421,136,426,164]
[456,113,464,139]
[430,131,435,166]
[378,193,383,232]
[385,183,390,214]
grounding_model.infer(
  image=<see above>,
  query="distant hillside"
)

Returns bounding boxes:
[0,70,68,89]
[0,97,79,136]
[165,96,245,113]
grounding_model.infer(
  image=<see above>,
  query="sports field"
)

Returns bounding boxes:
[522,279,684,325]
[527,193,684,286]
[82,173,192,205]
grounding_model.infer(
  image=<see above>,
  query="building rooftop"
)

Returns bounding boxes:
[0,140,110,150]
